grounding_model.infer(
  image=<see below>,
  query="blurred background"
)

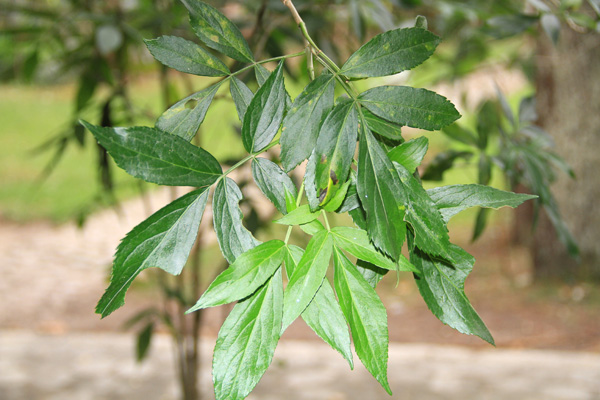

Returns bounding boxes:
[0,0,599,399]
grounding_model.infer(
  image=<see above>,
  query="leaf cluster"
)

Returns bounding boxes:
[82,2,537,398]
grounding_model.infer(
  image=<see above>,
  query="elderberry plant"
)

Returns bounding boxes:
[82,0,536,398]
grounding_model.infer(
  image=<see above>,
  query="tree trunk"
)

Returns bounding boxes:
[532,21,600,280]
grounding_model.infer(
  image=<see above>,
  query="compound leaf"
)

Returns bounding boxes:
[96,187,209,317]
[334,248,391,394]
[188,240,285,311]
[212,268,282,400]
[340,27,440,78]
[81,121,222,187]
[156,82,221,141]
[144,35,230,76]
[427,184,538,223]
[242,61,286,153]
[213,178,260,264]
[182,0,254,63]
[359,86,460,131]
[281,73,336,171]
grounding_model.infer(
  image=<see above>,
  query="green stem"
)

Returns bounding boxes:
[321,209,331,231]
[284,182,305,244]
[217,139,280,185]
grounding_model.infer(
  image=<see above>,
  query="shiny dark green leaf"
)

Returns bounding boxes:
[182,0,254,63]
[282,230,333,332]
[356,260,387,288]
[251,157,297,214]
[359,86,460,131]
[306,99,358,207]
[410,245,494,344]
[229,77,254,121]
[426,184,538,224]
[333,248,391,394]
[281,73,336,171]
[362,108,403,140]
[144,36,229,76]
[254,64,270,86]
[357,125,407,261]
[81,121,222,187]
[188,240,285,311]
[242,61,287,153]
[395,163,452,261]
[96,188,209,317]
[136,322,154,362]
[387,136,429,174]
[340,27,440,78]
[284,246,353,367]
[156,83,220,141]
[212,269,282,400]
[322,180,352,212]
[213,178,260,264]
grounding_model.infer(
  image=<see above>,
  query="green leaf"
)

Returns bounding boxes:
[96,188,209,317]
[356,260,388,288]
[280,73,336,171]
[338,172,359,213]
[387,136,429,174]
[212,268,282,400]
[81,121,222,187]
[156,83,220,141]
[331,227,417,273]
[340,27,440,78]
[282,230,333,332]
[229,77,254,121]
[144,36,229,76]
[357,125,407,261]
[426,184,538,223]
[284,246,353,368]
[213,178,260,264]
[242,61,287,153]
[188,240,285,311]
[182,0,254,63]
[254,64,270,86]
[359,86,461,131]
[322,180,352,212]
[409,245,494,345]
[306,99,358,207]
[275,204,320,226]
[136,322,154,362]
[299,220,326,235]
[395,163,453,261]
[251,157,298,214]
[333,248,391,394]
[362,108,403,140]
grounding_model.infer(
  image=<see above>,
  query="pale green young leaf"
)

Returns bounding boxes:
[299,220,326,235]
[427,184,538,223]
[306,99,358,207]
[252,157,298,215]
[213,178,260,264]
[340,27,440,78]
[96,188,209,318]
[395,163,453,261]
[274,204,320,226]
[212,269,282,400]
[362,108,403,140]
[242,61,287,152]
[284,246,353,368]
[333,248,391,394]
[360,86,460,131]
[81,121,222,187]
[357,124,407,261]
[187,240,285,312]
[144,36,230,76]
[156,83,220,141]
[282,230,333,332]
[182,0,254,63]
[387,136,429,174]
[229,77,254,121]
[409,245,494,344]
[281,73,336,171]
